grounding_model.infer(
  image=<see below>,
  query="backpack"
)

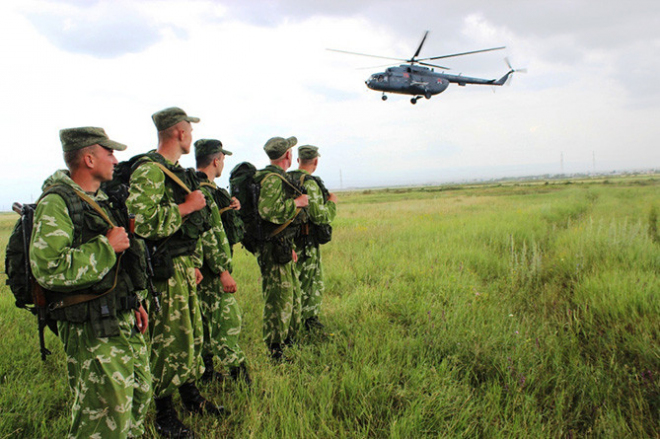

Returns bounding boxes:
[215,187,245,248]
[229,162,263,253]
[309,175,333,245]
[287,172,333,246]
[4,185,87,360]
[101,153,148,205]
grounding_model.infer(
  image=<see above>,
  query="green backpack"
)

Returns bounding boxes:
[229,162,263,253]
[4,185,87,360]
[215,187,245,248]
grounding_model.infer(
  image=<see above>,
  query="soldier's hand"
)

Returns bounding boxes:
[135,304,148,334]
[328,193,338,203]
[220,270,237,293]
[292,249,298,263]
[294,194,309,208]
[194,268,204,285]
[179,190,206,216]
[106,227,130,253]
[230,197,241,211]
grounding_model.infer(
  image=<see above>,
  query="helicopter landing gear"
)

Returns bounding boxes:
[411,96,422,104]
[381,94,388,101]
[425,92,432,99]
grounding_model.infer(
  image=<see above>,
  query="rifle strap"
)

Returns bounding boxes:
[269,208,301,238]
[153,163,192,194]
[70,188,116,228]
[261,172,304,196]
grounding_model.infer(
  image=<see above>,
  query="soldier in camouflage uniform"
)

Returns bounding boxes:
[254,136,309,360]
[29,127,152,439]
[194,138,251,384]
[288,145,338,330]
[126,107,224,439]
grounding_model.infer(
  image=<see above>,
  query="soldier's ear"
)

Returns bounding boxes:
[83,149,96,169]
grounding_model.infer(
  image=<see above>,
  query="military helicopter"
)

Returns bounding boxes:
[329,31,526,104]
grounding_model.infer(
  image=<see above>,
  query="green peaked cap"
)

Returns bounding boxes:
[194,138,233,158]
[298,144,320,160]
[152,106,200,131]
[264,136,297,159]
[59,127,127,152]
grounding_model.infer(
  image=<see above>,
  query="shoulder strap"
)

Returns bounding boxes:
[199,181,232,214]
[135,154,193,194]
[258,173,303,237]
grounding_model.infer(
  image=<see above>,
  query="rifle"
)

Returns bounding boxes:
[144,243,162,313]
[128,214,161,313]
[13,202,52,361]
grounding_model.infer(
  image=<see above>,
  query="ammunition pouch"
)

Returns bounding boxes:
[312,223,333,245]
[271,234,293,264]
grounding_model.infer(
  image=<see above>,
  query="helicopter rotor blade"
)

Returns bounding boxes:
[412,30,429,60]
[355,62,403,70]
[326,48,407,62]
[419,46,506,62]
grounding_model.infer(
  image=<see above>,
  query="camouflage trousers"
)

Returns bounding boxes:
[295,243,325,321]
[57,311,152,439]
[198,272,246,368]
[149,255,204,398]
[257,242,302,345]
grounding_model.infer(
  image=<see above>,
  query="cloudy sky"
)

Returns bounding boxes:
[1,0,659,209]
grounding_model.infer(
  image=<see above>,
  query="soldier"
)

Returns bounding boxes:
[126,107,223,439]
[194,138,251,385]
[29,127,152,438]
[288,145,338,330]
[254,136,309,360]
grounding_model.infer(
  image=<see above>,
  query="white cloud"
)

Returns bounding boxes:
[0,0,658,209]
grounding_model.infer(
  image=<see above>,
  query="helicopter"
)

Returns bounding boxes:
[328,31,526,104]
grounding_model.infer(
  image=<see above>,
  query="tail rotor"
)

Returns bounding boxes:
[504,57,527,86]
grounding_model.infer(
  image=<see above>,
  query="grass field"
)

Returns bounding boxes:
[1,177,658,438]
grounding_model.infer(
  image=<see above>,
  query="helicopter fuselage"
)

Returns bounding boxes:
[366,64,513,101]
[366,65,449,99]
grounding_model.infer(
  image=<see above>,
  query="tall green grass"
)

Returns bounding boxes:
[1,178,658,438]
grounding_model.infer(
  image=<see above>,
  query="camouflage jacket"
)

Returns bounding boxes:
[288,170,336,226]
[254,165,298,225]
[126,155,184,241]
[197,174,232,275]
[30,170,118,292]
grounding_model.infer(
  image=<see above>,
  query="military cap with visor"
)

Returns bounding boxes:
[194,139,233,158]
[264,136,297,159]
[152,106,200,131]
[298,145,321,160]
[59,127,127,152]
